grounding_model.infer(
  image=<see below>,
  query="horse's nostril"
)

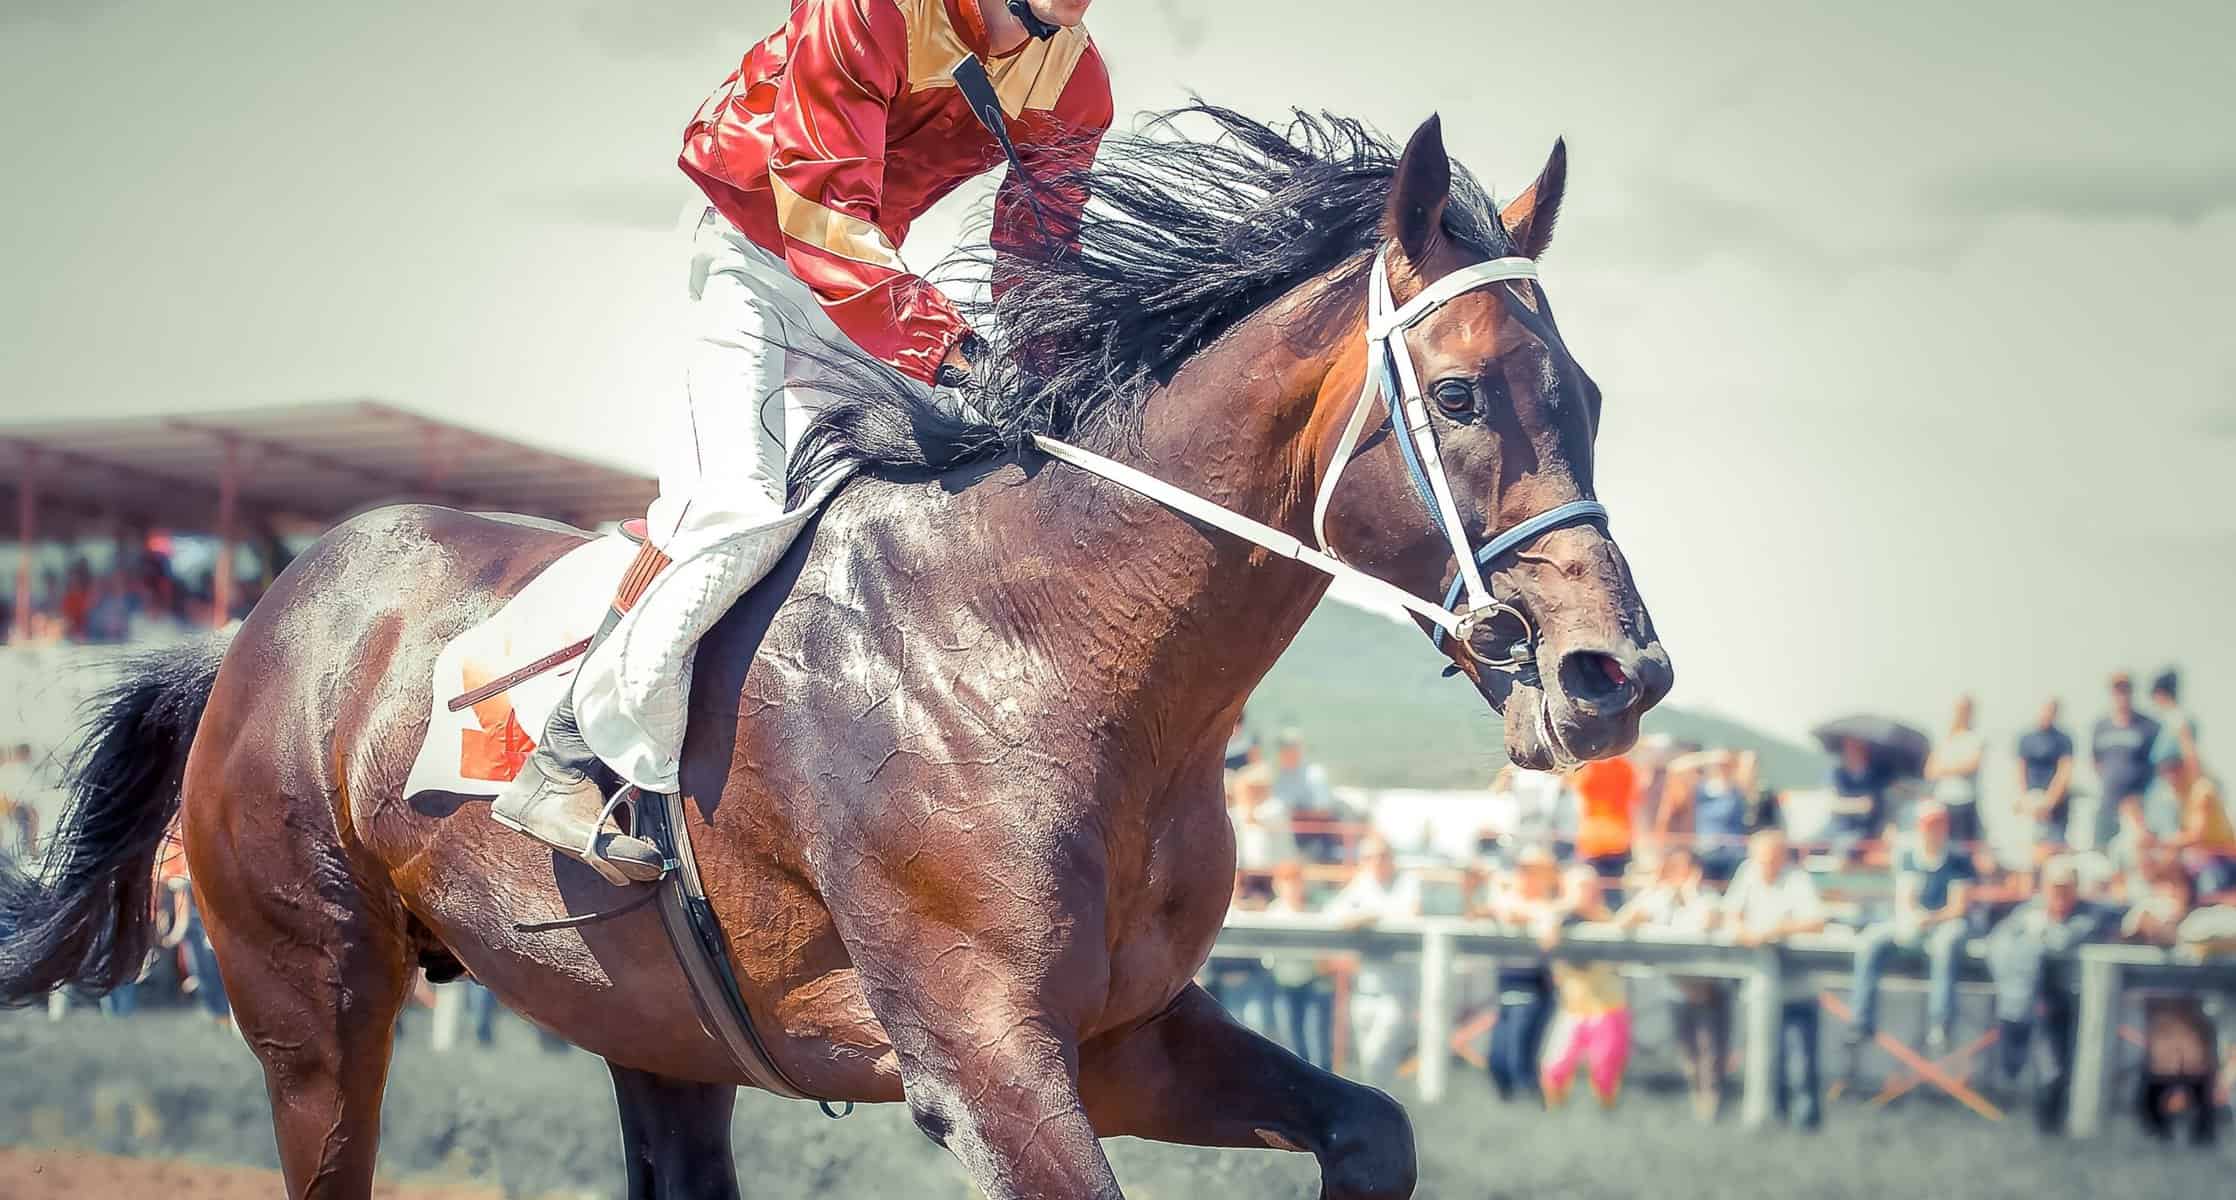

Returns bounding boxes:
[1559,650,1642,714]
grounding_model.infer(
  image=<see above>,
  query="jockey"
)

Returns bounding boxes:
[492,0,1112,884]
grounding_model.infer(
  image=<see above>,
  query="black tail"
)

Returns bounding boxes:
[0,635,229,1004]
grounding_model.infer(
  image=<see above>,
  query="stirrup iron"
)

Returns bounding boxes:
[582,785,673,885]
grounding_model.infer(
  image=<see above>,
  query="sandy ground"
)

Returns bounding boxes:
[0,1147,499,1199]
[2,1007,2228,1198]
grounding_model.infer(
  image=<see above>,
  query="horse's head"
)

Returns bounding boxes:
[1315,116,1673,769]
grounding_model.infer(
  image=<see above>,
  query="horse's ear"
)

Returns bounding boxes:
[1384,115,1452,265]
[1500,138,1568,259]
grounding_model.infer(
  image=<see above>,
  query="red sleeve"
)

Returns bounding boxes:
[767,0,970,385]
[994,52,1113,296]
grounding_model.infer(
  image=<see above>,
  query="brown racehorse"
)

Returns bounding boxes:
[0,108,1670,1199]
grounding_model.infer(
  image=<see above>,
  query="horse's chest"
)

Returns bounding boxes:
[1097,780,1236,1029]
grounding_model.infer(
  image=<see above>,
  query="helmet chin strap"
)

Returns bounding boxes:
[1006,0,1063,41]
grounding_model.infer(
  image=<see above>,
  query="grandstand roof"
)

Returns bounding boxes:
[1,399,655,539]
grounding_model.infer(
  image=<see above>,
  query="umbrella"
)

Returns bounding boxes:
[1810,715,1931,779]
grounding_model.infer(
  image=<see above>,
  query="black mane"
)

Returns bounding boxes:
[786,104,1512,496]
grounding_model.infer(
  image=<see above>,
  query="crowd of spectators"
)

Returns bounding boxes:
[2,541,264,645]
[1215,672,2236,1142]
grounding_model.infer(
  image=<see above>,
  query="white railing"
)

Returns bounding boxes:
[1210,912,2236,1137]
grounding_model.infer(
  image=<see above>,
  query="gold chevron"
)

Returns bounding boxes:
[770,171,905,269]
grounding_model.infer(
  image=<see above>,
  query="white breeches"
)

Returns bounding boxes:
[574,208,887,792]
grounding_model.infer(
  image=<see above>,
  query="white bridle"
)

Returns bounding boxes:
[1032,245,1609,669]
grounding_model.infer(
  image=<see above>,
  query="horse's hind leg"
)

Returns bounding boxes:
[608,1061,740,1200]
[188,779,414,1198]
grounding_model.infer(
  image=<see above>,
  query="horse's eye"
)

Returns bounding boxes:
[1431,379,1476,415]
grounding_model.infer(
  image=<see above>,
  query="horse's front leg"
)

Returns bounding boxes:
[825,835,1124,1198]
[1081,984,1417,1200]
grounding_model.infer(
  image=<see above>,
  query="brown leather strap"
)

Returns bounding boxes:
[613,541,672,615]
[444,541,668,715]
[446,638,592,714]
[643,786,818,1100]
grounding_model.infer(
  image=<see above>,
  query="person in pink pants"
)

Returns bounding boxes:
[1542,871,1632,1108]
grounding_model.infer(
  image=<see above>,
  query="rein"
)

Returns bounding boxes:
[1032,248,1608,671]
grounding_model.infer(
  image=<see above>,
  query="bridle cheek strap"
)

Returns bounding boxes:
[1313,250,1544,558]
[1314,249,1610,654]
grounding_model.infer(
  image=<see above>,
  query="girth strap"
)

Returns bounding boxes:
[633,788,818,1101]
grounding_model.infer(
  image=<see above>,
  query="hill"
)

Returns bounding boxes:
[1246,600,1826,789]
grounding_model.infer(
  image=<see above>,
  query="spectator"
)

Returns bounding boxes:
[2148,669,2203,835]
[1483,845,1566,1100]
[161,872,230,1024]
[1827,737,1894,863]
[1614,849,1717,936]
[1984,856,2112,1132]
[1270,729,1340,863]
[1721,829,1830,1131]
[1223,713,1258,772]
[1615,847,1728,1119]
[2123,860,2194,943]
[1924,695,1986,851]
[1262,860,1334,1071]
[58,559,93,641]
[2016,699,2076,854]
[1208,871,1276,1035]
[0,744,39,860]
[467,982,503,1047]
[2089,672,2162,851]
[1481,765,1569,864]
[1324,834,1421,1085]
[1227,763,1297,873]
[1457,859,1495,920]
[1845,801,1976,1068]
[1541,872,1629,1110]
[431,980,505,1052]
[1269,728,1331,812]
[1656,749,1755,884]
[2167,776,2236,904]
[2123,866,2219,1144]
[1571,754,1638,904]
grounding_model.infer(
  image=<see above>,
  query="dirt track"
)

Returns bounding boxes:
[2,1008,2227,1198]
[0,1147,498,1199]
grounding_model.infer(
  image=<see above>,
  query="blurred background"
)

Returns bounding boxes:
[3,2,2232,1196]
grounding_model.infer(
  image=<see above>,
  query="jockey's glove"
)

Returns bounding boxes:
[930,377,993,427]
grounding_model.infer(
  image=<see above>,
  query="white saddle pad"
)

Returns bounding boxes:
[403,532,641,797]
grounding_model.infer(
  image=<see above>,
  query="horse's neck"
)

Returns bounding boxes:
[985,268,1366,749]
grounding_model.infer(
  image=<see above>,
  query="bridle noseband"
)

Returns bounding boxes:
[1032,245,1610,675]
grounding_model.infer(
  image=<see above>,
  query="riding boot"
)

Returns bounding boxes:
[490,540,671,886]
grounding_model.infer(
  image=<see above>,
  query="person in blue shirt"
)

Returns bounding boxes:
[2015,699,2076,850]
[1655,749,1756,883]
[2090,672,2161,851]
[1827,738,1894,863]
[1844,802,1976,1074]
[2146,669,2201,836]
[1985,857,2111,1132]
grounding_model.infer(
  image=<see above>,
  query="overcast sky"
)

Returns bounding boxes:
[4,1,2232,778]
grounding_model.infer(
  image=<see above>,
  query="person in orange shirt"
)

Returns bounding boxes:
[58,561,94,642]
[1571,755,1639,903]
